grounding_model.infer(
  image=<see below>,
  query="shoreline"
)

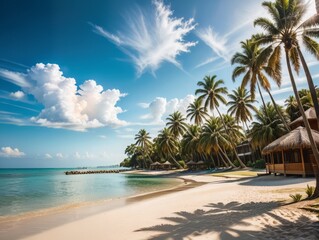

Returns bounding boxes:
[1,172,318,240]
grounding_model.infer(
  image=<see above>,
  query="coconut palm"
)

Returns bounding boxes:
[249,103,288,149]
[135,129,153,167]
[166,111,188,138]
[200,117,236,168]
[254,0,319,197]
[196,75,246,168]
[231,39,290,131]
[156,128,182,169]
[181,125,201,162]
[186,98,209,125]
[227,86,257,129]
[285,95,299,121]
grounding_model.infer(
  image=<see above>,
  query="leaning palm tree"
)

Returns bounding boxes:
[200,117,236,168]
[231,39,290,131]
[166,111,188,138]
[135,129,153,167]
[156,128,182,169]
[186,98,209,125]
[196,75,246,168]
[227,86,257,129]
[254,0,319,197]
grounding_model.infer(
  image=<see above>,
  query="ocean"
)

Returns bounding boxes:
[0,168,180,217]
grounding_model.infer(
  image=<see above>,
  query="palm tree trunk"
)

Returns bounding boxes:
[265,88,291,131]
[296,46,319,130]
[257,82,267,110]
[217,151,229,168]
[168,152,182,169]
[285,50,319,198]
[218,145,236,168]
[215,107,246,168]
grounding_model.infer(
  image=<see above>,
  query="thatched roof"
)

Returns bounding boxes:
[162,161,172,165]
[196,161,205,165]
[151,161,162,166]
[262,126,319,154]
[186,160,197,165]
[290,108,317,127]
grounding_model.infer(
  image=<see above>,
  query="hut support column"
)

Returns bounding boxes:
[271,153,276,176]
[282,150,286,177]
[300,148,306,178]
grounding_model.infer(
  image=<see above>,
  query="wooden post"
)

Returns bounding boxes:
[282,150,286,177]
[271,153,276,176]
[300,148,306,178]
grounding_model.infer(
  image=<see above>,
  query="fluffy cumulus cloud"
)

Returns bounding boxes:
[0,63,127,130]
[10,90,25,99]
[0,147,25,157]
[140,94,195,124]
[92,0,196,75]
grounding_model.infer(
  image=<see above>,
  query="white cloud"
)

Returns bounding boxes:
[56,153,64,159]
[44,153,53,159]
[194,57,219,69]
[10,91,25,99]
[0,69,30,88]
[0,63,127,131]
[99,135,107,139]
[92,0,196,75]
[0,147,25,157]
[73,151,94,159]
[140,94,195,124]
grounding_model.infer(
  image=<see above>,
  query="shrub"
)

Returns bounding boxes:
[306,185,315,198]
[233,159,240,167]
[289,193,303,202]
[178,160,186,169]
[246,161,253,167]
[253,159,266,169]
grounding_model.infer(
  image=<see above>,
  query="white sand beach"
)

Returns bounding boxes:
[1,172,318,240]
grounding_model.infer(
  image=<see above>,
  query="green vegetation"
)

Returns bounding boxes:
[289,193,303,202]
[306,185,315,198]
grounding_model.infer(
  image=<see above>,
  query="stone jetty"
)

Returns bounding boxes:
[65,169,130,175]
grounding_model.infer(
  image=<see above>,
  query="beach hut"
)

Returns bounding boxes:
[150,161,162,170]
[186,160,197,170]
[262,126,319,177]
[290,108,318,131]
[236,140,254,164]
[196,160,206,170]
[162,161,172,170]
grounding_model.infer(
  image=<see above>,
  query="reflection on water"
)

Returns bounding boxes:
[0,169,179,216]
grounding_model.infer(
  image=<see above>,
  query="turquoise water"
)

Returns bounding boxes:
[0,168,179,217]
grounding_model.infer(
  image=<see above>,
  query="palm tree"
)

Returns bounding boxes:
[156,128,182,169]
[231,39,290,131]
[186,98,209,125]
[200,117,236,168]
[181,125,201,162]
[135,129,153,167]
[285,95,299,121]
[166,111,188,138]
[254,0,319,197]
[196,75,246,168]
[249,103,288,149]
[227,86,257,129]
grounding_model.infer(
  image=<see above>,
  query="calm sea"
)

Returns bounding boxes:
[0,168,180,217]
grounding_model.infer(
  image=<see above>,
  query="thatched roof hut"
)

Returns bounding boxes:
[150,161,162,170]
[162,161,172,165]
[186,160,197,165]
[262,126,319,154]
[290,108,318,130]
[150,161,162,166]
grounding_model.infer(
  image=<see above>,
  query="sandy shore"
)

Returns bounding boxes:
[1,172,319,240]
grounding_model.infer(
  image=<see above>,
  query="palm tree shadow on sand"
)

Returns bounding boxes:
[135,201,319,240]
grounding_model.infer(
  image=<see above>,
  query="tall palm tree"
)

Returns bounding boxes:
[200,117,236,168]
[249,103,288,149]
[156,128,182,169]
[231,39,290,131]
[227,87,257,129]
[186,98,209,125]
[254,0,319,197]
[166,111,188,138]
[181,125,201,162]
[135,129,153,167]
[196,75,246,168]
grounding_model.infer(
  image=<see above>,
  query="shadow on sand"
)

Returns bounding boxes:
[136,201,319,240]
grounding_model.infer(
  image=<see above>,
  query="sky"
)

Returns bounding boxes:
[0,0,318,168]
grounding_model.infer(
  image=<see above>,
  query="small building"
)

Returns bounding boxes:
[236,140,254,164]
[150,161,162,170]
[196,160,206,170]
[262,127,319,177]
[186,160,197,170]
[289,107,318,131]
[162,161,172,170]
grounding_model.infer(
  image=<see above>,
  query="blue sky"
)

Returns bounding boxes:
[0,0,318,168]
